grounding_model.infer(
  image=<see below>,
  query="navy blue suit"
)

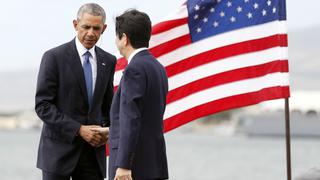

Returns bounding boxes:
[109,50,169,180]
[35,39,116,178]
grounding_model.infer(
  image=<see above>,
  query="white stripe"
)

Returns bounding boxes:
[157,21,287,67]
[114,70,123,86]
[153,5,188,25]
[150,24,189,48]
[164,72,290,119]
[168,47,288,90]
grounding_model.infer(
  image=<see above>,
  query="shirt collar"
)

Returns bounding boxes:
[127,47,148,64]
[75,36,96,60]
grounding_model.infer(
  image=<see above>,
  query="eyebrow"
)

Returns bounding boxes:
[81,25,102,29]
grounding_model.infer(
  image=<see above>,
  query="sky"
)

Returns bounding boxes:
[0,0,319,72]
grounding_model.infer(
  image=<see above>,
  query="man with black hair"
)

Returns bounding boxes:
[109,9,169,180]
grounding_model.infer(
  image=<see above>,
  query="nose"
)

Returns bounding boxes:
[87,28,95,37]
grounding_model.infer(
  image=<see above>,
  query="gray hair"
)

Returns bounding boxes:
[77,3,106,23]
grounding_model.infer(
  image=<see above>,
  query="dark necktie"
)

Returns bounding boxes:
[83,51,93,109]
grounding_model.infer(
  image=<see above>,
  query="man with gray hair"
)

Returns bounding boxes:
[35,3,116,180]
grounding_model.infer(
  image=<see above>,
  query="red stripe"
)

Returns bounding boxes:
[149,34,191,57]
[165,34,288,77]
[114,34,191,71]
[163,86,290,132]
[115,31,287,74]
[167,60,289,104]
[105,144,109,156]
[115,57,127,71]
[152,18,188,35]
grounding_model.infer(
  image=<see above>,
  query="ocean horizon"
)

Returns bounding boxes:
[0,129,319,180]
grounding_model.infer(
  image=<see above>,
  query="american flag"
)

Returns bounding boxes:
[114,0,290,132]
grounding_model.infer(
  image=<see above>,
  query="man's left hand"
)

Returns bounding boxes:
[114,168,132,180]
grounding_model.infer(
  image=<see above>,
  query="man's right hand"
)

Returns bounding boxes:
[78,125,103,147]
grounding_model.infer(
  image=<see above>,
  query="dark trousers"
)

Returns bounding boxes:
[42,143,103,180]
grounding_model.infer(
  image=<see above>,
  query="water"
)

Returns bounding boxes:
[0,130,319,180]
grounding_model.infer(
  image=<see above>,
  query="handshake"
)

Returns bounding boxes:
[78,125,109,147]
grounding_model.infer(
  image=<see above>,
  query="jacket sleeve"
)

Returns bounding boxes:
[116,66,146,169]
[35,51,81,143]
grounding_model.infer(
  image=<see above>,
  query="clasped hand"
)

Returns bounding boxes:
[79,125,109,147]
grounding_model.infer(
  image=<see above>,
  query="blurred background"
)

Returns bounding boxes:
[0,0,319,179]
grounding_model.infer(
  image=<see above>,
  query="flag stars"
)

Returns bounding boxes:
[190,0,279,38]
[237,6,243,13]
[227,1,232,7]
[267,0,272,6]
[262,9,267,16]
[220,11,225,17]
[230,16,236,22]
[273,7,277,13]
[194,5,200,11]
[213,21,219,27]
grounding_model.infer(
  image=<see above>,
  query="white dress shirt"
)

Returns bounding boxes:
[127,47,148,65]
[75,37,97,92]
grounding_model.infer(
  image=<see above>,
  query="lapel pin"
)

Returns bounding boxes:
[102,63,106,66]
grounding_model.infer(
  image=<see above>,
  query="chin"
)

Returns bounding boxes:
[85,44,94,49]
[84,41,96,49]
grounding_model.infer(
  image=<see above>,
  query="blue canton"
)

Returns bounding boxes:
[187,0,287,42]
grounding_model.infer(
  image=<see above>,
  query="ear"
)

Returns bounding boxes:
[123,33,129,46]
[73,20,78,31]
[101,24,107,34]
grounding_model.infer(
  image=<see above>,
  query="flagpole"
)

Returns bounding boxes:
[285,98,292,180]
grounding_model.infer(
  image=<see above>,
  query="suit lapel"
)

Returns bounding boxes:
[92,47,109,111]
[65,39,89,107]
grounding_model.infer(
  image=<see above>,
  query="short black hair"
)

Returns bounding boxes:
[116,9,152,48]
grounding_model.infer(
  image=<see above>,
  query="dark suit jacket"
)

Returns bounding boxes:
[109,50,169,180]
[35,39,116,177]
